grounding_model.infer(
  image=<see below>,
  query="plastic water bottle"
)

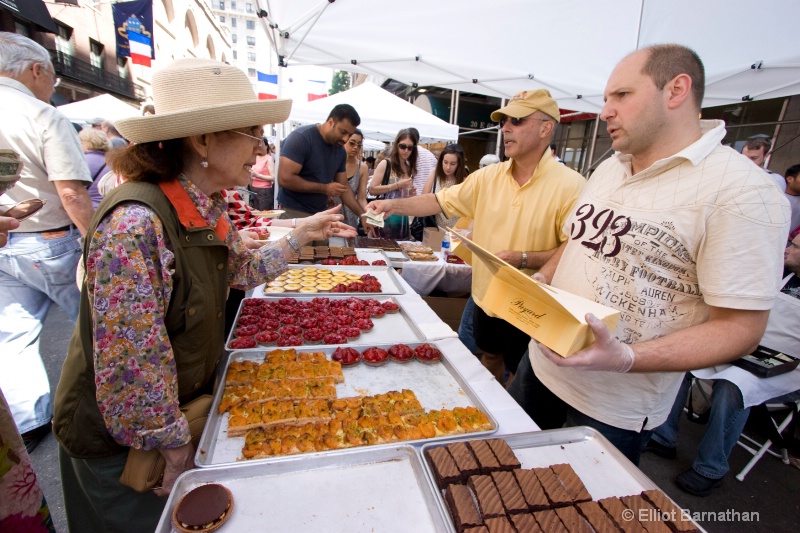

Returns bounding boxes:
[442,231,451,258]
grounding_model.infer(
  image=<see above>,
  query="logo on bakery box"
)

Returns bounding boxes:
[509,298,546,325]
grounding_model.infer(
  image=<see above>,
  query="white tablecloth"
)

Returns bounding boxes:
[399,251,473,296]
[691,364,800,408]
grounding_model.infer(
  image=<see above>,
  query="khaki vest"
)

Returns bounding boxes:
[54,180,229,458]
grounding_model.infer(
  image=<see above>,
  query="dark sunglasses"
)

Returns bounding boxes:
[498,116,529,127]
[397,143,416,151]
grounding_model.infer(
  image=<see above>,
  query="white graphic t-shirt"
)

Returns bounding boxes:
[531,120,791,431]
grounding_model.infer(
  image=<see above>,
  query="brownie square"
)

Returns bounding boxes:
[620,495,673,533]
[462,527,489,533]
[533,467,573,507]
[447,441,481,480]
[576,501,623,532]
[486,438,521,471]
[490,471,528,514]
[554,506,594,533]
[483,516,516,533]
[509,512,545,533]
[444,484,482,533]
[427,447,461,489]
[598,497,648,533]
[532,509,569,533]
[641,490,699,533]
[467,474,506,518]
[468,440,502,474]
[512,469,550,511]
[549,464,592,503]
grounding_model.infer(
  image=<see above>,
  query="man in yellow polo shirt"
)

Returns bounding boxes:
[366,90,585,383]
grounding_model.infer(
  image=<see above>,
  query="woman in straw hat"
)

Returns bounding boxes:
[51,58,350,532]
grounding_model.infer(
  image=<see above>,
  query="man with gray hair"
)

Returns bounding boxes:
[0,32,93,452]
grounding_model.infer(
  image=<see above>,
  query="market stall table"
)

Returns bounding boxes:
[398,250,472,296]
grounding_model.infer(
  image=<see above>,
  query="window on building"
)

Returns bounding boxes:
[14,20,30,37]
[90,39,104,69]
[231,34,237,43]
[231,1,237,10]
[219,1,225,9]
[220,15,225,23]
[117,56,129,79]
[247,68,256,77]
[247,52,256,62]
[246,20,255,30]
[231,17,237,27]
[246,36,255,46]
[246,3,253,13]
[55,23,74,58]
[232,50,238,60]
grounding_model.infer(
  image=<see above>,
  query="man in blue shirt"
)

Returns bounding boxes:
[278,104,368,226]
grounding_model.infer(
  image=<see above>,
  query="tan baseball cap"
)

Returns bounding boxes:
[490,89,560,123]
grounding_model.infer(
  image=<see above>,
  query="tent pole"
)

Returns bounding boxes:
[449,90,456,123]
[495,98,506,156]
[453,90,461,131]
[583,114,601,175]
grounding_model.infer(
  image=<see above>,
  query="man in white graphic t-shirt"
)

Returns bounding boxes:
[509,44,791,464]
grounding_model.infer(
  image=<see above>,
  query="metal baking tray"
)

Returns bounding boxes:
[158,445,452,533]
[253,264,406,296]
[224,295,424,351]
[197,341,498,467]
[420,428,704,533]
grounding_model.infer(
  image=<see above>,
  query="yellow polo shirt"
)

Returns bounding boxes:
[435,151,585,315]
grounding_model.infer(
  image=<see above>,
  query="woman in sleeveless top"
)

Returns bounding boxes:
[336,129,369,230]
[423,143,468,228]
[368,129,417,239]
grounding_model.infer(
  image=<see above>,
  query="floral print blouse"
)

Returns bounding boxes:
[87,176,287,451]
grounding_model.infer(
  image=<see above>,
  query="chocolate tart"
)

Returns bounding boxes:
[172,483,233,533]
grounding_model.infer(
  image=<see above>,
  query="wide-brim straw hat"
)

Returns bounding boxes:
[116,58,292,144]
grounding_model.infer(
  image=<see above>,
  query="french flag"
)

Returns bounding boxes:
[307,79,327,101]
[128,31,152,67]
[257,71,278,100]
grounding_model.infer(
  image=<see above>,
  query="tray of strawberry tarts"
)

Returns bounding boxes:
[196,341,497,467]
[225,295,422,351]
[253,264,406,296]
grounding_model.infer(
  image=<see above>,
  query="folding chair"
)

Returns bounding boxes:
[735,399,799,481]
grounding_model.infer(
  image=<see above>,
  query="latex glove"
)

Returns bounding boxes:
[530,272,547,284]
[538,313,635,372]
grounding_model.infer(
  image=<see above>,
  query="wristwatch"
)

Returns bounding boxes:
[520,252,528,270]
[285,232,301,254]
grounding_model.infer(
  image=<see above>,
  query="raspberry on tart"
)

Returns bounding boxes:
[340,327,361,339]
[362,347,389,367]
[323,333,347,345]
[254,330,279,346]
[233,325,259,337]
[229,336,257,349]
[381,301,400,313]
[280,325,303,336]
[368,306,386,318]
[302,328,324,344]
[414,343,443,364]
[277,335,303,347]
[353,318,374,332]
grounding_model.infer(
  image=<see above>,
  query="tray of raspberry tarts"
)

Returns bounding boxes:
[225,296,422,351]
[195,343,497,467]
[420,428,702,533]
[255,264,406,296]
[156,445,452,533]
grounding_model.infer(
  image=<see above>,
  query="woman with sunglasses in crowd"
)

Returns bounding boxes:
[423,143,468,229]
[338,129,369,232]
[368,129,417,238]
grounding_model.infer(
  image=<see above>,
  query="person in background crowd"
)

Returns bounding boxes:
[742,134,786,191]
[423,143,468,229]
[0,214,56,533]
[783,163,800,233]
[337,128,369,232]
[512,44,790,465]
[645,233,800,495]
[408,127,438,195]
[365,155,376,177]
[52,58,346,533]
[249,136,275,211]
[367,90,585,384]
[278,104,371,233]
[88,117,104,130]
[101,120,128,150]
[368,129,418,240]
[0,32,94,453]
[79,128,112,208]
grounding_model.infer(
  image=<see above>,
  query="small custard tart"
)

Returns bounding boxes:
[299,287,318,293]
[283,283,301,292]
[264,286,285,293]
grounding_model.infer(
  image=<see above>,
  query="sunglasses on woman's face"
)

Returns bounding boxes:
[0,199,45,221]
[397,143,415,151]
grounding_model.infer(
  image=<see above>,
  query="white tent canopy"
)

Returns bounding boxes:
[57,94,140,123]
[259,0,800,113]
[289,82,459,143]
